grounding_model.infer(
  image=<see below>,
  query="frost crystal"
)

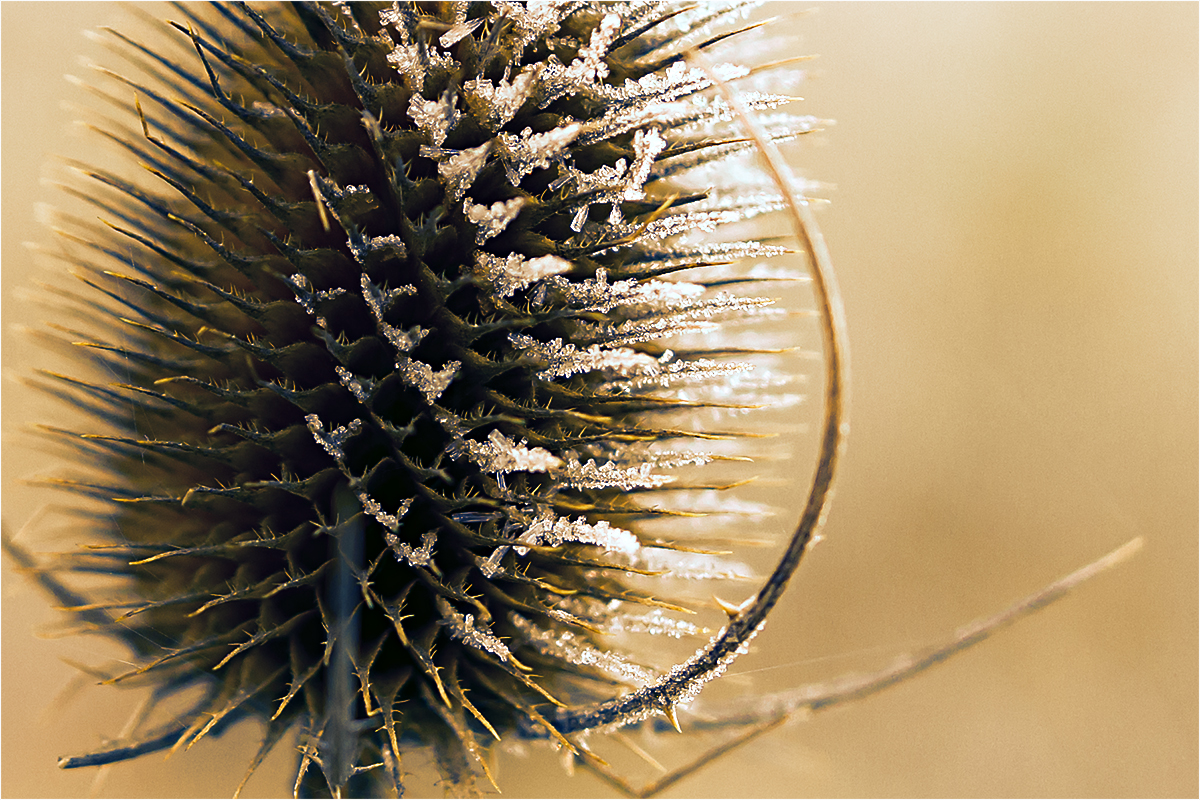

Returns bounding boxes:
[496,122,582,184]
[623,547,754,581]
[358,275,460,402]
[510,614,655,686]
[408,90,460,147]
[494,0,570,55]
[514,509,641,555]
[577,293,777,347]
[537,13,621,107]
[600,356,755,393]
[438,18,483,48]
[360,274,417,319]
[510,334,664,380]
[561,128,667,230]
[604,608,706,639]
[361,494,413,534]
[394,357,461,404]
[381,2,455,91]
[479,547,509,578]
[464,196,527,244]
[390,529,437,568]
[305,415,361,462]
[465,66,541,131]
[445,609,512,660]
[451,429,563,474]
[474,252,573,298]
[436,141,492,202]
[537,268,705,314]
[556,457,675,491]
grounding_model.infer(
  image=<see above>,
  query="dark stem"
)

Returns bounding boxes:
[299,482,370,797]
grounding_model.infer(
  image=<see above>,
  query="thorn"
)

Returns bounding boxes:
[713,593,756,619]
[664,704,682,734]
[134,94,150,140]
[309,170,332,232]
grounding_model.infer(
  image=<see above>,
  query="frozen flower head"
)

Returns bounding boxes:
[5,3,828,794]
[9,2,1141,798]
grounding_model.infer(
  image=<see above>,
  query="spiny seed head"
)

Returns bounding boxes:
[19,2,823,795]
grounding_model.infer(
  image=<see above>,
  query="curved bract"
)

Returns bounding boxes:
[20,2,828,795]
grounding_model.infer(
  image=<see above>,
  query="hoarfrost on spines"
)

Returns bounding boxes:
[573,293,776,348]
[465,66,541,132]
[465,196,527,244]
[451,429,563,475]
[391,529,438,568]
[514,509,641,555]
[443,606,513,661]
[510,613,656,686]
[496,122,582,184]
[475,252,574,298]
[599,356,755,394]
[509,334,666,380]
[408,89,461,147]
[536,268,706,314]
[556,457,675,491]
[603,608,706,639]
[361,494,414,535]
[436,141,493,203]
[395,357,461,404]
[305,415,362,462]
[625,548,755,582]
[536,13,622,107]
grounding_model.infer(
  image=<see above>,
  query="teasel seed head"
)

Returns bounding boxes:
[11,2,832,795]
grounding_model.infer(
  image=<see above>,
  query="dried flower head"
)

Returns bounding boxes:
[7,2,829,795]
[5,2,1142,798]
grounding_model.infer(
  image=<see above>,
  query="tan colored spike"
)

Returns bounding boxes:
[663,703,682,734]
[712,592,757,619]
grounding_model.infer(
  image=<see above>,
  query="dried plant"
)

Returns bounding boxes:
[4,2,1140,797]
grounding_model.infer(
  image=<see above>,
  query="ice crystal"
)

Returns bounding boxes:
[600,355,756,393]
[305,414,362,462]
[464,66,541,131]
[557,456,675,491]
[362,493,414,534]
[474,252,574,298]
[392,529,438,568]
[561,128,667,230]
[436,141,493,202]
[510,333,666,380]
[464,196,527,244]
[444,608,512,661]
[438,18,483,48]
[514,509,641,555]
[496,122,582,184]
[625,547,754,581]
[397,357,461,403]
[452,428,563,474]
[408,89,460,147]
[603,608,706,639]
[577,293,777,347]
[537,13,622,106]
[510,614,656,686]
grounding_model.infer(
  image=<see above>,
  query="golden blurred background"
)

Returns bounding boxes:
[3,3,1196,797]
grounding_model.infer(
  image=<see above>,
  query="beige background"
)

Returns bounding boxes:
[3,3,1196,797]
